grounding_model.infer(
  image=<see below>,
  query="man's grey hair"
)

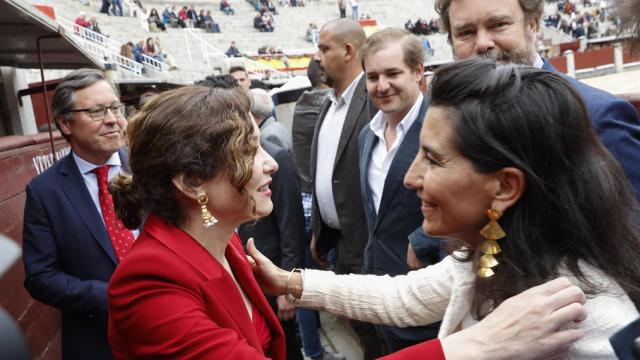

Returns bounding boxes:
[249,88,274,119]
[51,68,115,122]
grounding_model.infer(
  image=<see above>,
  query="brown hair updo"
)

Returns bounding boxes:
[109,85,257,229]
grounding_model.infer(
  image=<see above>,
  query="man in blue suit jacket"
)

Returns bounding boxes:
[357,28,441,352]
[22,69,134,360]
[611,318,640,360]
[434,0,640,199]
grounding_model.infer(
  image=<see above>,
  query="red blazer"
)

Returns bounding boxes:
[108,214,286,359]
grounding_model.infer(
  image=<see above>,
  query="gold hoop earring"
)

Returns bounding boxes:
[477,209,506,278]
[197,192,218,228]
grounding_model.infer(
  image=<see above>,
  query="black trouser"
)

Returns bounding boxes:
[329,227,388,360]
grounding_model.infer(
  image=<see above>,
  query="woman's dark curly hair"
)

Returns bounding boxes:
[109,85,257,229]
[429,58,640,317]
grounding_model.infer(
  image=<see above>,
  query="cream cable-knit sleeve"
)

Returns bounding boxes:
[299,255,463,327]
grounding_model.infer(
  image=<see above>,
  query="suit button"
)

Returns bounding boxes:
[633,337,640,358]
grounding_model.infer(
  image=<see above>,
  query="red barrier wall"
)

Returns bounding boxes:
[0,132,68,360]
[574,47,614,70]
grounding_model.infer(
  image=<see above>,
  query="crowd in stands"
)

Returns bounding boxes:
[254,8,276,32]
[98,0,143,17]
[543,0,620,39]
[75,12,106,37]
[146,5,223,33]
[404,18,440,35]
[120,37,178,70]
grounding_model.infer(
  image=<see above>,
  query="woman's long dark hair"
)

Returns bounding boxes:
[429,58,640,317]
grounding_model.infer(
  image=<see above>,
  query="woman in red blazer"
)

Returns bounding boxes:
[107,86,286,359]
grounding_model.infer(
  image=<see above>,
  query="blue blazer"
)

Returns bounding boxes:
[543,61,640,200]
[358,96,440,342]
[22,150,128,360]
[610,317,640,360]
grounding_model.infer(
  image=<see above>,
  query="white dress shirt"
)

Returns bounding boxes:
[368,93,423,213]
[73,151,139,238]
[315,72,364,229]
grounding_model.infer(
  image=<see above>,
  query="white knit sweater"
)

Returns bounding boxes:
[299,255,638,359]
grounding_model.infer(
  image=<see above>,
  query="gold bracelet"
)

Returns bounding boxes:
[285,268,302,305]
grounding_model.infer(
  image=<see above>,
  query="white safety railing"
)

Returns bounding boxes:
[184,28,229,69]
[74,36,144,76]
[57,16,169,73]
[183,28,292,82]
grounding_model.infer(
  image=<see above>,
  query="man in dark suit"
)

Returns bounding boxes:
[22,68,134,360]
[611,318,640,360]
[357,28,442,352]
[310,18,383,359]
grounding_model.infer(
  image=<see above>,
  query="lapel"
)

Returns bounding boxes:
[118,148,131,173]
[310,99,332,181]
[59,154,118,264]
[440,264,475,337]
[145,216,283,356]
[334,76,367,170]
[374,97,428,229]
[225,236,285,353]
[359,125,378,228]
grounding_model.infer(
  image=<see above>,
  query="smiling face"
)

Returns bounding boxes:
[364,42,423,124]
[201,120,278,224]
[448,0,537,65]
[404,106,498,246]
[58,80,126,164]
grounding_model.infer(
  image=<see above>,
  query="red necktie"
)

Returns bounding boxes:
[93,165,134,262]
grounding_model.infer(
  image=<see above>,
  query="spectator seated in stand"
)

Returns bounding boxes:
[226,41,242,57]
[187,6,198,27]
[74,12,91,28]
[153,37,178,70]
[163,6,186,28]
[254,11,274,32]
[132,40,145,63]
[201,10,221,33]
[144,37,165,63]
[120,42,134,61]
[405,19,416,33]
[266,1,279,15]
[220,0,236,15]
[148,8,167,32]
[178,6,191,27]
[88,17,105,36]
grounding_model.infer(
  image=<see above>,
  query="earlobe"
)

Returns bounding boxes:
[491,167,525,212]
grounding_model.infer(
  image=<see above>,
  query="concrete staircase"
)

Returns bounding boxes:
[27,0,455,72]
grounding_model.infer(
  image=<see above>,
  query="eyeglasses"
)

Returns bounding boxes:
[69,103,126,121]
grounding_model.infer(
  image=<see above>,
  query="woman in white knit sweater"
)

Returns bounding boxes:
[249,59,640,359]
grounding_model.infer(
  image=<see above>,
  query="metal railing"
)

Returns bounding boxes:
[184,28,228,69]
[57,16,169,73]
[183,28,292,82]
[74,36,144,76]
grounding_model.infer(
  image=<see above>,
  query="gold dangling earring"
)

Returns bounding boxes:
[197,191,218,228]
[477,209,506,278]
